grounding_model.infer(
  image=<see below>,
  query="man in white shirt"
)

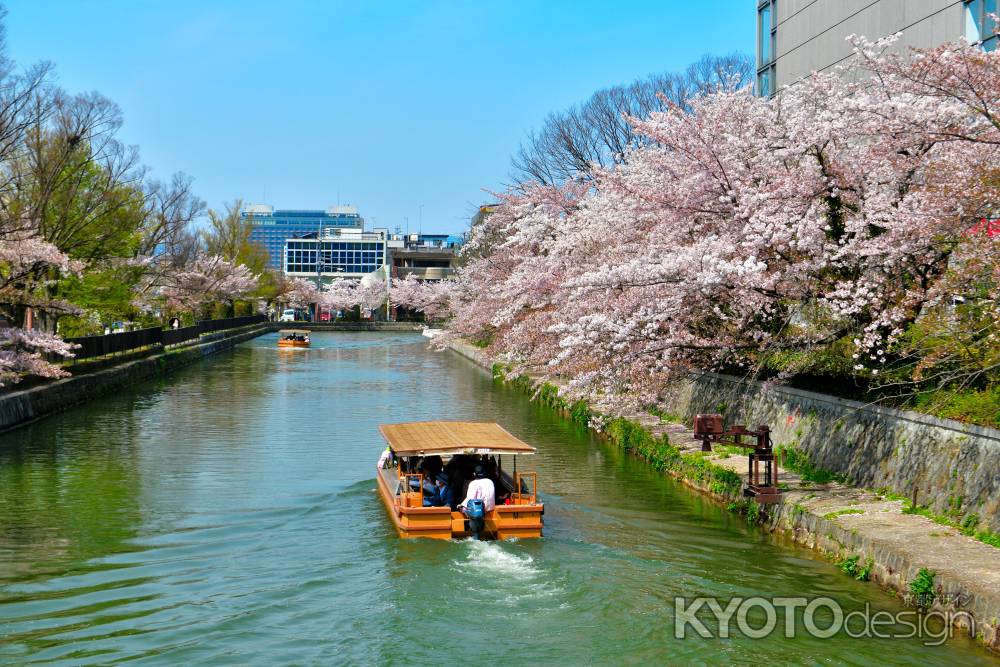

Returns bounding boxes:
[459,465,496,511]
[459,464,495,539]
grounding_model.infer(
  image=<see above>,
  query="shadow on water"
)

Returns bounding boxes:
[0,332,993,665]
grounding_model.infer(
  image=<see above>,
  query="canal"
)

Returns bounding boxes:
[0,332,991,665]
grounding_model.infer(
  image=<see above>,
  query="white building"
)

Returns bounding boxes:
[283,227,396,281]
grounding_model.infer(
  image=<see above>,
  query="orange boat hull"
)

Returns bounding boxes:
[376,468,543,539]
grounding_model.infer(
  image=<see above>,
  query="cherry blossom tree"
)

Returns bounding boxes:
[441,36,1000,414]
[321,278,362,312]
[279,277,323,310]
[390,274,455,322]
[0,326,78,386]
[0,229,84,384]
[356,276,388,314]
[318,276,388,316]
[159,255,257,315]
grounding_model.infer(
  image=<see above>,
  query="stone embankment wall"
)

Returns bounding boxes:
[0,324,267,433]
[667,373,1000,533]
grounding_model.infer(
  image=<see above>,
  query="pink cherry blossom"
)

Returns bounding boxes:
[390,274,455,322]
[439,37,1000,414]
[159,255,258,313]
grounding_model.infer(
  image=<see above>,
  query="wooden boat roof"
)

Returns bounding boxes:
[379,421,536,456]
[278,329,310,334]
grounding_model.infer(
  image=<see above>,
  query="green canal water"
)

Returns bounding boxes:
[0,332,991,665]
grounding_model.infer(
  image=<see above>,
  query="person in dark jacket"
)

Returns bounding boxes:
[423,472,453,507]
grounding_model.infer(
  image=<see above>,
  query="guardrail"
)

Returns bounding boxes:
[162,324,201,347]
[61,315,267,362]
[66,327,163,361]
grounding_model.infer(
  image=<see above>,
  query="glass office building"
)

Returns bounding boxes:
[243,204,364,269]
[283,228,388,279]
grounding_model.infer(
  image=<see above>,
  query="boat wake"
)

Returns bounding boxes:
[456,540,537,578]
[451,541,563,607]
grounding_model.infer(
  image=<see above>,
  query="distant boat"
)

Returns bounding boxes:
[277,329,310,348]
[421,328,442,339]
[375,421,544,540]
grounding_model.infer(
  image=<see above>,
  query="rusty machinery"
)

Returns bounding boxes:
[692,414,781,504]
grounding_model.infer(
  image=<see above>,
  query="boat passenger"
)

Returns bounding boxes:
[422,472,453,507]
[459,465,495,539]
[442,455,468,507]
[406,458,438,495]
[377,446,393,469]
[404,456,420,474]
[459,465,495,512]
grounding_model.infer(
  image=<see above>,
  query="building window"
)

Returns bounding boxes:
[759,2,773,62]
[757,0,777,97]
[757,68,773,98]
[966,0,998,51]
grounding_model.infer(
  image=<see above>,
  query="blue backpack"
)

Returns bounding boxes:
[466,498,486,519]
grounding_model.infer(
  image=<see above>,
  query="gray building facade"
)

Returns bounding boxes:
[757,0,996,96]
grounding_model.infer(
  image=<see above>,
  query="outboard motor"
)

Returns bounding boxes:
[466,498,486,540]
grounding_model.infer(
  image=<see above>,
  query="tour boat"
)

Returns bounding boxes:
[376,421,544,540]
[277,329,311,348]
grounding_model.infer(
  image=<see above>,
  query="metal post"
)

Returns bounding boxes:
[384,262,391,321]
[314,219,326,322]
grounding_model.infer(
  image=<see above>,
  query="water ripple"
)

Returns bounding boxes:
[0,332,991,665]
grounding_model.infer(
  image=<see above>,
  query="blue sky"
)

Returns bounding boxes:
[6,1,754,235]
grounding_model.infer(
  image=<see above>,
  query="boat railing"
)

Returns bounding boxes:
[399,472,424,508]
[512,471,538,505]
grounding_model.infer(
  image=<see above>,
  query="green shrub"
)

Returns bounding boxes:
[839,554,874,581]
[470,335,493,349]
[974,530,1000,549]
[647,406,682,424]
[776,445,844,484]
[910,385,1000,429]
[960,513,980,535]
[726,498,764,525]
[745,500,762,525]
[909,568,936,607]
[569,400,591,425]
[855,557,874,582]
[839,555,860,577]
[709,467,743,497]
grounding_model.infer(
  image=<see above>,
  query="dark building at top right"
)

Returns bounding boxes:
[756,0,997,97]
